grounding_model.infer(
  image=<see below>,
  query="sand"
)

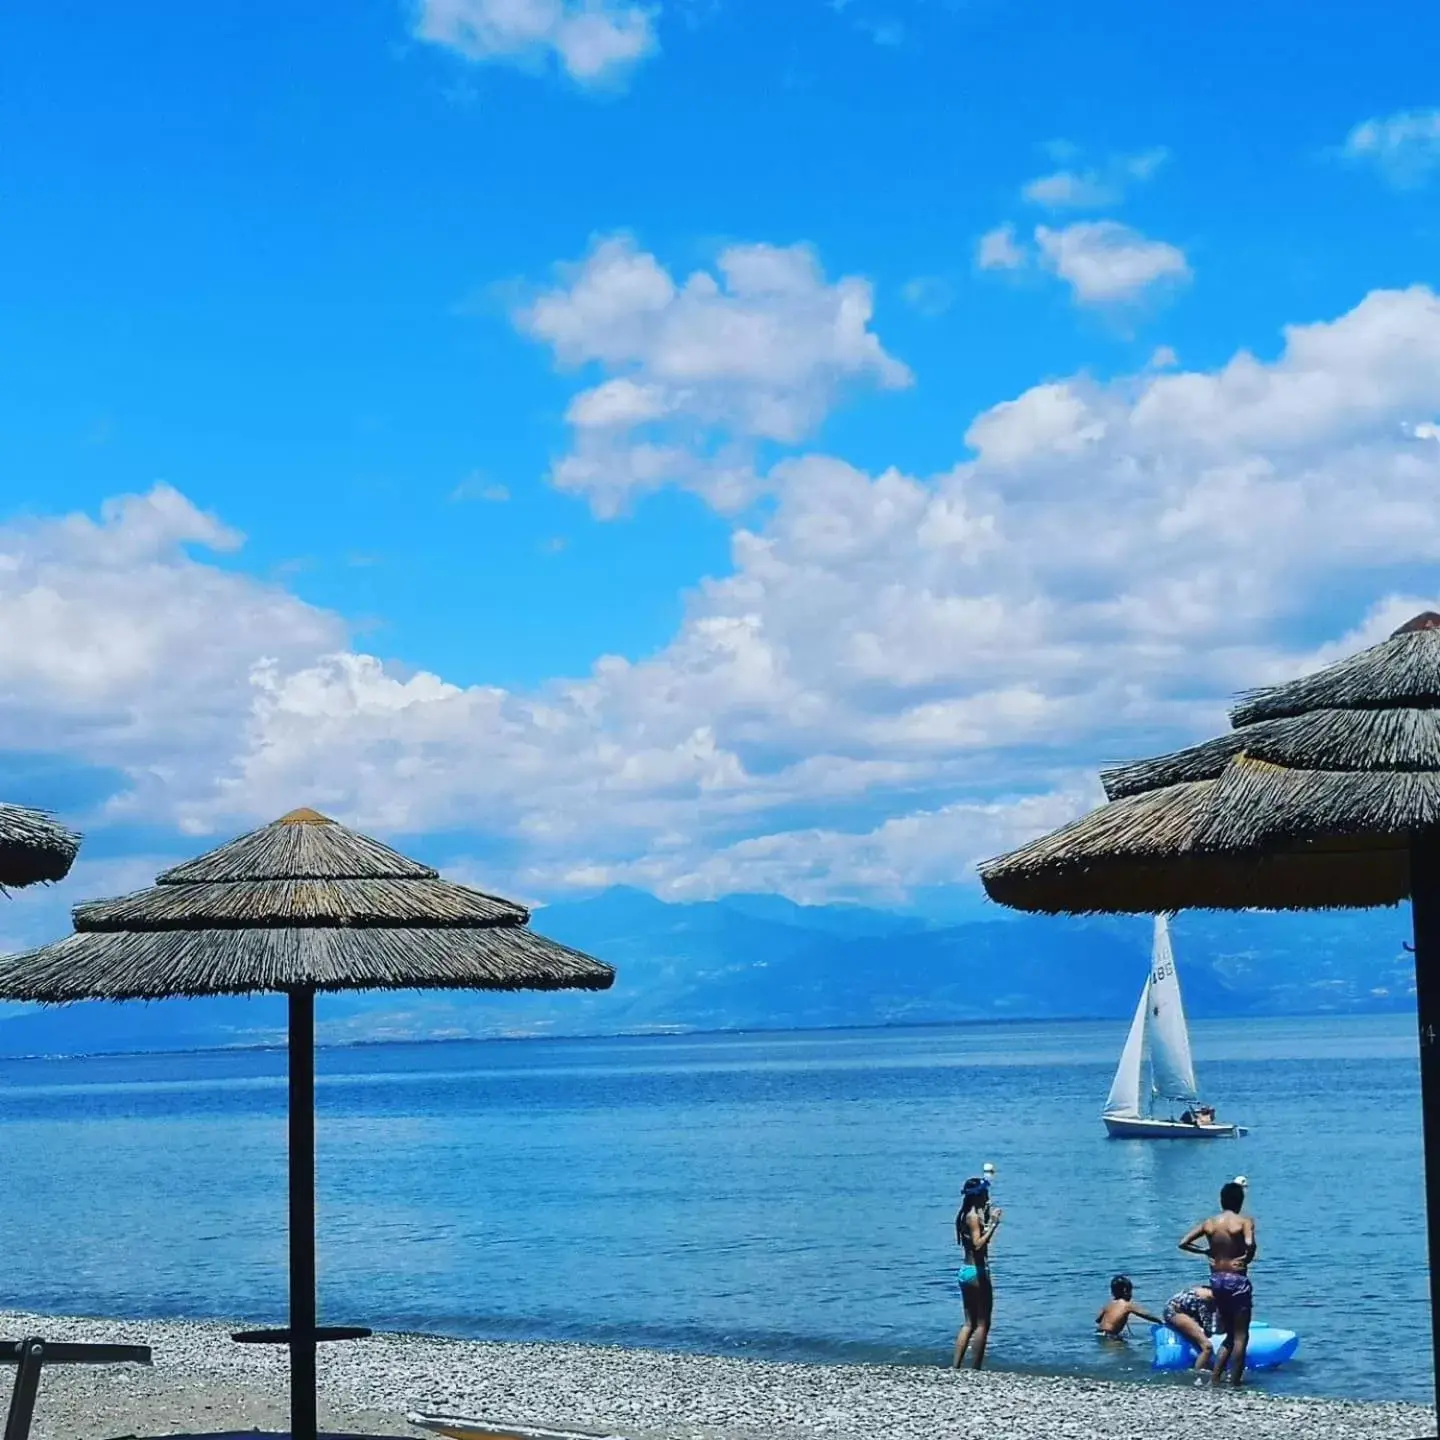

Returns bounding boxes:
[0,1310,1431,1440]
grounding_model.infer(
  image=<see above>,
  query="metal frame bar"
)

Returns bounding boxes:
[1,1337,151,1440]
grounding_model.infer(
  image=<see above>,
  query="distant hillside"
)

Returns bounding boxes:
[0,887,1414,1055]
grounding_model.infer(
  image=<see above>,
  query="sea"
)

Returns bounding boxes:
[0,1013,1428,1404]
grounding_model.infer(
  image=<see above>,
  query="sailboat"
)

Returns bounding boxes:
[1102,914,1246,1139]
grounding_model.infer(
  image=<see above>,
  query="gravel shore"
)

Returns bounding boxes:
[0,1310,1430,1440]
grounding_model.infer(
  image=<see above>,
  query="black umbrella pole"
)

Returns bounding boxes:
[1412,832,1440,1433]
[288,986,318,1440]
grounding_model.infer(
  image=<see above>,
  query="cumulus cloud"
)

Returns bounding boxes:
[975,224,1026,272]
[1022,146,1169,210]
[0,484,340,818]
[415,0,658,87]
[1341,109,1440,188]
[524,783,1102,903]
[1034,220,1191,306]
[514,235,912,514]
[6,287,1440,903]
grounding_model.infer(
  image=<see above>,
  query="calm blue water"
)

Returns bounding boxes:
[0,1016,1429,1403]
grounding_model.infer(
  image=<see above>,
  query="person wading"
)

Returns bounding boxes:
[1179,1180,1257,1384]
[953,1176,1002,1369]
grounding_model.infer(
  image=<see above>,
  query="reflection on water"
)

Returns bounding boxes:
[0,1013,1426,1403]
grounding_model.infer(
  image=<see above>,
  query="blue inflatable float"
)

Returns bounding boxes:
[1152,1322,1300,1371]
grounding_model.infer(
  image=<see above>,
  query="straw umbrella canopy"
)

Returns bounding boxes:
[978,610,1440,1415]
[0,802,79,889]
[0,806,613,1440]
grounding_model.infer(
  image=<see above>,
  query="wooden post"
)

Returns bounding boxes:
[1410,830,1440,1434]
[288,987,318,1440]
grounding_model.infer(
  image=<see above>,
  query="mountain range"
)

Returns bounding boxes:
[0,886,1415,1056]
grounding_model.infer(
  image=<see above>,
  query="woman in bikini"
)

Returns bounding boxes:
[953,1176,1003,1369]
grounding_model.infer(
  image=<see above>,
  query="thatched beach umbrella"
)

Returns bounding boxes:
[978,610,1440,1416]
[0,802,79,889]
[0,807,614,1440]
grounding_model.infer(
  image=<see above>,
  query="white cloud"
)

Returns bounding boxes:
[527,783,1100,903]
[1341,109,1440,188]
[514,235,912,515]
[1022,146,1169,210]
[415,0,658,87]
[451,472,510,501]
[1035,220,1190,305]
[900,276,954,318]
[5,287,1440,904]
[0,486,339,802]
[975,223,1026,272]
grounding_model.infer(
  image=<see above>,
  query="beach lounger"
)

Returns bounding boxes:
[407,1414,628,1440]
[1,1334,152,1440]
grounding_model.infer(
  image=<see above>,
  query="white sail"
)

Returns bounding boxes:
[1104,978,1149,1118]
[1146,914,1199,1103]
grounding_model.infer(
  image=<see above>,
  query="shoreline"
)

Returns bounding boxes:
[0,1310,1430,1440]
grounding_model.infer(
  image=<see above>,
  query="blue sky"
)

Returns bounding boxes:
[0,0,1438,937]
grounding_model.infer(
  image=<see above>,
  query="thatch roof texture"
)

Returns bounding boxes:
[979,612,1440,914]
[0,802,80,889]
[0,808,613,1002]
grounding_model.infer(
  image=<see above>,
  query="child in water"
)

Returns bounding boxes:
[1096,1275,1163,1337]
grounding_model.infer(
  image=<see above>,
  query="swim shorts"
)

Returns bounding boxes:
[1209,1271,1253,1331]
[1163,1289,1215,1332]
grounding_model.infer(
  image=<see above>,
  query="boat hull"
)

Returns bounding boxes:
[1103,1114,1245,1139]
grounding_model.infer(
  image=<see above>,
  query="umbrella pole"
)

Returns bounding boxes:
[1411,832,1440,1431]
[288,986,318,1440]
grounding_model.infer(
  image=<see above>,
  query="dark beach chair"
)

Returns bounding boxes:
[1,1334,152,1440]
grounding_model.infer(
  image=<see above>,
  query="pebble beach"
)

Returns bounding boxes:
[0,1311,1431,1440]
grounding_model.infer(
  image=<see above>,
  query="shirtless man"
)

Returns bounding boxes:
[1179,1181,1257,1384]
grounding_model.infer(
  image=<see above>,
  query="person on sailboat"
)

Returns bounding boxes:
[952,1176,1002,1370]
[1178,1181,1257,1384]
